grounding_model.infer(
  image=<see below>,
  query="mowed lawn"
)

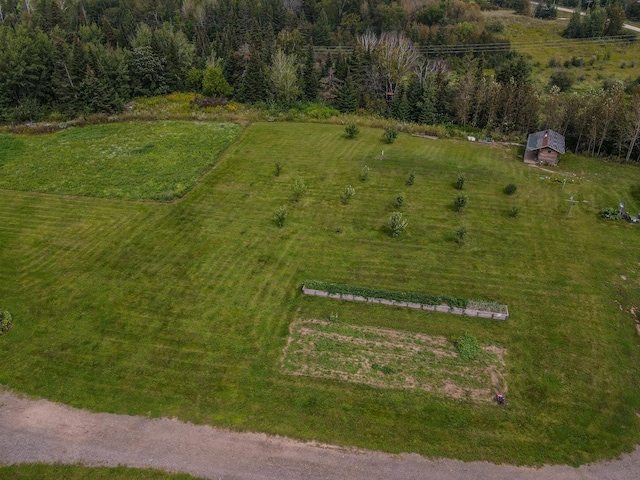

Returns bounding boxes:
[0,121,639,465]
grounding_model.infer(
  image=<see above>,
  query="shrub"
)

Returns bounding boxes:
[388,212,408,237]
[455,174,465,190]
[341,185,356,204]
[510,206,520,218]
[274,205,289,227]
[0,310,12,334]
[360,165,370,182]
[454,194,467,212]
[396,195,405,207]
[345,123,360,139]
[600,207,621,220]
[549,70,575,92]
[504,183,518,195]
[292,178,307,201]
[275,162,283,176]
[455,226,467,244]
[406,172,415,186]
[383,124,399,144]
[303,280,469,309]
[455,333,481,361]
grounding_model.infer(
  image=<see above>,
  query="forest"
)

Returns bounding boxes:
[2,0,640,160]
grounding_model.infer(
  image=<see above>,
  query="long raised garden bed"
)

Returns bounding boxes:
[302,281,509,320]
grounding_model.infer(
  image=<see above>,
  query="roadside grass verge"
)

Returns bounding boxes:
[0,122,638,465]
[0,464,200,479]
[0,121,241,201]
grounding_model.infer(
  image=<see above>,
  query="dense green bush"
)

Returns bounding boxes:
[341,185,356,204]
[274,205,289,227]
[600,207,621,220]
[0,309,12,334]
[345,123,360,139]
[383,124,399,144]
[360,165,370,182]
[504,183,518,195]
[292,178,307,201]
[454,332,481,361]
[388,211,408,237]
[396,195,405,207]
[406,172,415,186]
[303,280,468,309]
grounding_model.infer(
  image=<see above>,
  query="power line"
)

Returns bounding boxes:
[314,35,637,56]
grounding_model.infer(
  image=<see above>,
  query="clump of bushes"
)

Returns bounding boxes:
[504,183,518,195]
[388,212,408,237]
[345,123,360,139]
[0,309,12,335]
[454,333,481,361]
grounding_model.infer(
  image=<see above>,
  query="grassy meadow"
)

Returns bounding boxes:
[485,10,640,91]
[0,121,639,465]
[0,121,240,200]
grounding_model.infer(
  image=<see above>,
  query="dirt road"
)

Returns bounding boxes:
[1,389,639,480]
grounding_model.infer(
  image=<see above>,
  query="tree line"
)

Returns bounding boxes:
[2,0,640,160]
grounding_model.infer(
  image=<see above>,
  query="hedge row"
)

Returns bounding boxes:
[303,280,468,309]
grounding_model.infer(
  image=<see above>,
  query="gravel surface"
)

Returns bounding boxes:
[1,389,639,480]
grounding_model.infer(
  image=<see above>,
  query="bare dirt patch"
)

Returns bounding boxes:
[282,319,507,403]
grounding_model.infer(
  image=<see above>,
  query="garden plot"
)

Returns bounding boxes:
[283,319,507,402]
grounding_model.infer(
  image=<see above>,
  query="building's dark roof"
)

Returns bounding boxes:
[525,129,566,154]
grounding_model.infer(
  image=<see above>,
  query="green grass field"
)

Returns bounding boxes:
[0,121,639,466]
[0,121,240,200]
[485,10,640,91]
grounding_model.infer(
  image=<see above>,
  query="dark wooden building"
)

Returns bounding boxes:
[524,129,566,166]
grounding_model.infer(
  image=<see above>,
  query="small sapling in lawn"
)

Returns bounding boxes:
[274,205,289,227]
[345,123,360,139]
[388,212,408,237]
[341,185,356,204]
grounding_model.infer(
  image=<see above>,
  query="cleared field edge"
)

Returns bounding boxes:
[282,319,508,403]
[301,286,510,320]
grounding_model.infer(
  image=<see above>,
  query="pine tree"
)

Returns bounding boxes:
[337,77,357,113]
[237,49,267,103]
[302,44,319,101]
[313,9,331,46]
[418,79,436,125]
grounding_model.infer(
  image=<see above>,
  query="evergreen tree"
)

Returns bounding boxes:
[394,91,411,121]
[237,49,267,103]
[337,77,357,113]
[313,9,331,46]
[302,44,319,101]
[418,78,436,125]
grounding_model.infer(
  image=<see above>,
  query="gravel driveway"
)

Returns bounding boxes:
[1,389,639,480]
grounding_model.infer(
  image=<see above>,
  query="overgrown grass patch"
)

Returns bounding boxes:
[0,121,241,200]
[283,319,507,402]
